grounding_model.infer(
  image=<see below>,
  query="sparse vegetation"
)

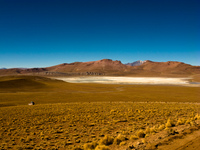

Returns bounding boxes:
[0,75,200,149]
[0,102,199,149]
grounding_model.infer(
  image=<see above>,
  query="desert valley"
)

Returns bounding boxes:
[0,59,200,150]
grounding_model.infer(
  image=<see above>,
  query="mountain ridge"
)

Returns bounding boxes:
[0,59,199,77]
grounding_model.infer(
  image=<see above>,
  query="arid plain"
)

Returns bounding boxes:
[0,75,200,150]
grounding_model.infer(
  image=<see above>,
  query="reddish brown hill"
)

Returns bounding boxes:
[0,68,47,76]
[135,60,200,76]
[0,59,199,76]
[47,59,132,75]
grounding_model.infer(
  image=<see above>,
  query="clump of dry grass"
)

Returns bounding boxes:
[95,145,110,150]
[113,134,126,145]
[99,135,114,146]
[145,127,150,134]
[130,135,138,140]
[149,126,157,134]
[194,113,200,120]
[166,128,176,135]
[185,118,196,126]
[137,130,146,138]
[176,118,186,125]
[158,124,165,131]
[83,141,98,150]
[73,147,83,150]
[165,118,175,128]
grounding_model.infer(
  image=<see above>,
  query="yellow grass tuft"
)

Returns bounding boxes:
[99,135,114,146]
[158,124,165,131]
[165,118,175,128]
[130,135,138,140]
[137,130,146,138]
[113,134,126,145]
[83,141,98,150]
[95,145,110,150]
[194,113,200,120]
[176,118,186,125]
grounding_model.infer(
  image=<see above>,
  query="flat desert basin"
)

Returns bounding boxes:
[54,77,199,86]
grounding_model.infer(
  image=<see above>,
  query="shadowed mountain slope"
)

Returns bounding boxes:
[0,78,45,89]
[0,76,64,93]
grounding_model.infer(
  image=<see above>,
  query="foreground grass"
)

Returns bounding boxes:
[0,102,200,149]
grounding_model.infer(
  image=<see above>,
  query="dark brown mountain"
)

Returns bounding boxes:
[0,59,199,77]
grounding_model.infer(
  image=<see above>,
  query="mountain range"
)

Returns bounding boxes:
[0,59,200,77]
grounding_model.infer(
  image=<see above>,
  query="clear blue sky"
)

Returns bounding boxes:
[0,0,199,68]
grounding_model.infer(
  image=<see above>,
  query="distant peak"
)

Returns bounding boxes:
[97,59,122,64]
[145,60,153,62]
[125,60,147,66]
[137,60,147,63]
[100,59,112,62]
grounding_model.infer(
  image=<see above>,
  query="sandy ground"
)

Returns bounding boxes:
[54,77,200,86]
[158,129,200,150]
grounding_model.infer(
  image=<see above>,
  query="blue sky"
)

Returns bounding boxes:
[0,0,199,68]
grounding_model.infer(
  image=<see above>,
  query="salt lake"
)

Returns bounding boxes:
[54,77,199,86]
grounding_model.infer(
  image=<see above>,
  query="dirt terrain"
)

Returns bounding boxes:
[158,127,200,150]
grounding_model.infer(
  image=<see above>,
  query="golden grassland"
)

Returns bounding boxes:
[0,102,200,150]
[0,76,200,149]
